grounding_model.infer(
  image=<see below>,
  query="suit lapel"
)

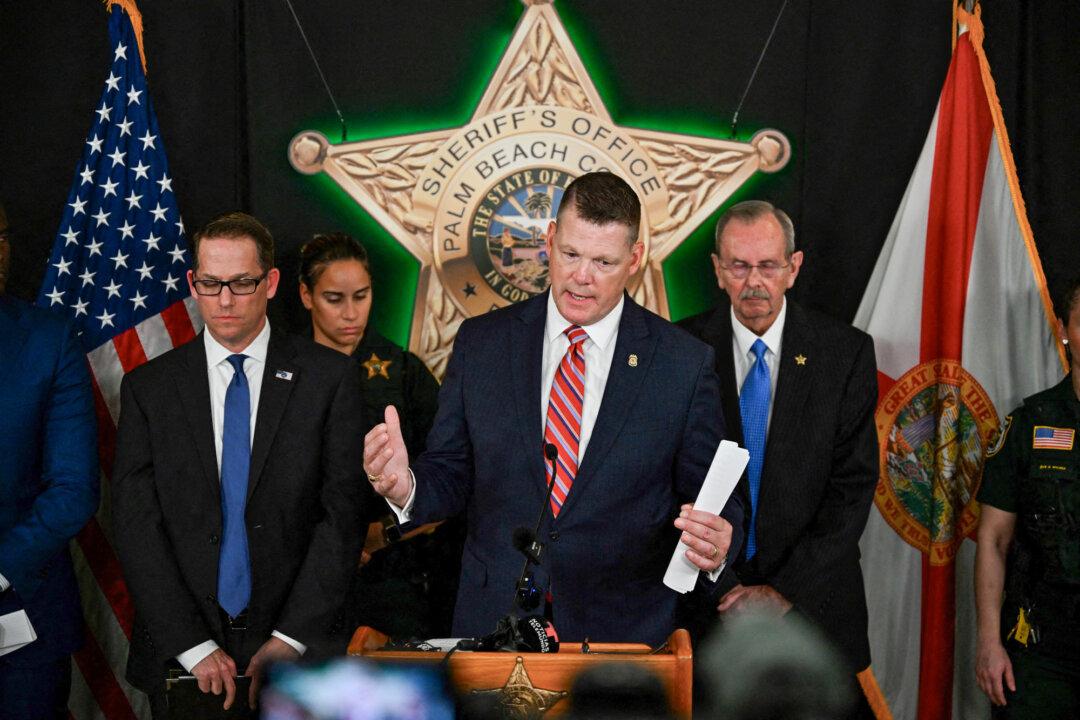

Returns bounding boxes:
[511,295,548,490]
[762,301,814,475]
[560,296,655,517]
[247,332,298,501]
[704,304,744,447]
[175,334,220,500]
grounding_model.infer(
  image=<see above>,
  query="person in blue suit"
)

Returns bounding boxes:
[0,204,100,720]
[364,173,743,646]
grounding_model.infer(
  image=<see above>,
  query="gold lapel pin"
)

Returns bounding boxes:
[628,353,638,367]
[795,354,807,366]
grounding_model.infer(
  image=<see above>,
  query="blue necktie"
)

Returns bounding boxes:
[218,353,252,617]
[739,339,771,560]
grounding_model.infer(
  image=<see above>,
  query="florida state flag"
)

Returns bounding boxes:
[853,4,1064,719]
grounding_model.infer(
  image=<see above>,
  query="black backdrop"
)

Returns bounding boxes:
[2,1,1077,344]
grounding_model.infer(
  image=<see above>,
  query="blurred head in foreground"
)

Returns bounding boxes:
[698,610,853,720]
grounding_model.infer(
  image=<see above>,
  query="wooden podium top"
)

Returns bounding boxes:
[347,626,693,718]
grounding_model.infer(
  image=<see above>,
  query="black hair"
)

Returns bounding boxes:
[298,232,372,289]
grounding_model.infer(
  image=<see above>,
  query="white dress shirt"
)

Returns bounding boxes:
[176,321,306,672]
[731,298,787,432]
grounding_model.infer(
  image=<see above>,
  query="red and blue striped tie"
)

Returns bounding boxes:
[544,325,588,516]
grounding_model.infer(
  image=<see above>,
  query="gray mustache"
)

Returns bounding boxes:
[739,288,770,300]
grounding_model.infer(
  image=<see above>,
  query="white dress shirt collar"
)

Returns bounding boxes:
[203,319,271,368]
[545,291,624,350]
[731,297,787,359]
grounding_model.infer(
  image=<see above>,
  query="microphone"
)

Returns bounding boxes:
[511,443,560,612]
[516,615,560,653]
[462,614,560,653]
[534,443,560,538]
[514,443,560,562]
[456,442,561,652]
[513,527,543,565]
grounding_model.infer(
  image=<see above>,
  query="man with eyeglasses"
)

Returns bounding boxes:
[679,200,878,717]
[112,212,366,716]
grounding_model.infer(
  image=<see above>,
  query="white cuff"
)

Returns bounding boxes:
[705,558,727,583]
[271,630,307,656]
[176,640,219,673]
[0,573,9,592]
[386,469,417,523]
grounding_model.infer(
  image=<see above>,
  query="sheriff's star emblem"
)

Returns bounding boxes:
[290,0,789,378]
[470,656,567,719]
[361,352,392,380]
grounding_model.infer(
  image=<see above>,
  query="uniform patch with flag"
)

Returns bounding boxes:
[1032,425,1074,450]
[852,3,1066,719]
[34,3,202,718]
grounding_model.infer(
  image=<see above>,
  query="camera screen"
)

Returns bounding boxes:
[260,657,456,720]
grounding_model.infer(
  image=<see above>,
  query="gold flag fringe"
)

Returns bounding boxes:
[104,0,147,75]
[955,1,1066,369]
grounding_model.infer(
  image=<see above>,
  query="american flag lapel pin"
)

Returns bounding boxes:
[274,369,294,382]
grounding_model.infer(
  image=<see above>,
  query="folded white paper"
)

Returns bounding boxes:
[663,439,749,594]
[0,609,37,657]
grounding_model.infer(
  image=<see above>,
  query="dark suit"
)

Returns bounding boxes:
[0,296,98,714]
[680,297,878,670]
[112,329,365,692]
[409,292,743,646]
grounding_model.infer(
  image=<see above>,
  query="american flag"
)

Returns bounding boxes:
[35,5,201,718]
[1032,425,1074,451]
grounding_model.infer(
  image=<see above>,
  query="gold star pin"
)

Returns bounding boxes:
[795,354,807,366]
[362,352,392,380]
[628,353,638,367]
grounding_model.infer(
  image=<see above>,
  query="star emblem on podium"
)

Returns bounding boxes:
[470,656,568,718]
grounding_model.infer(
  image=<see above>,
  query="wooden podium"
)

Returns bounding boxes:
[348,627,693,718]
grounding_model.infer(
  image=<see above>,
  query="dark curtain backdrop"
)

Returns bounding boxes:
[2,1,1077,346]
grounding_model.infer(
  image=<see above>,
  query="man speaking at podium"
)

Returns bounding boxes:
[364,172,743,646]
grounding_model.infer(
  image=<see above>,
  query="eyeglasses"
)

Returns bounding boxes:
[192,272,268,296]
[718,261,792,279]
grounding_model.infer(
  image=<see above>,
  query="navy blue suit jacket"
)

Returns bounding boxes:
[410,292,743,646]
[0,296,99,666]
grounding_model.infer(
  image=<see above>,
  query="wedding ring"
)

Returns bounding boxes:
[709,544,719,560]
[367,474,383,483]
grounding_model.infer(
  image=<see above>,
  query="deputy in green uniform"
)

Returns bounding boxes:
[299,233,464,639]
[975,275,1080,719]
